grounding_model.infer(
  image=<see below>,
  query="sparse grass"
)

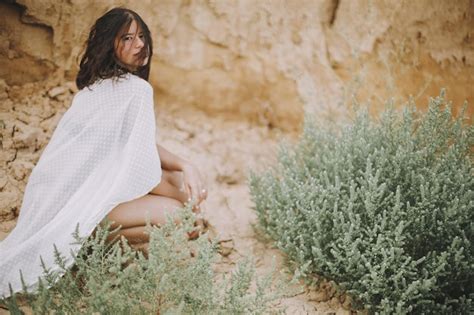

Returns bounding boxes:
[1,205,302,314]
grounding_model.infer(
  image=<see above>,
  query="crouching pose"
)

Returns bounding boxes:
[0,7,209,297]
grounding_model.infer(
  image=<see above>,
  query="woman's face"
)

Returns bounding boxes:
[114,19,148,71]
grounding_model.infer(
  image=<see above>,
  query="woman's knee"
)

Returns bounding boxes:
[161,169,183,189]
[156,195,183,212]
[146,194,184,226]
[149,173,187,203]
[106,194,184,229]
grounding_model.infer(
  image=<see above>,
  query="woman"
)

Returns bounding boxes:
[0,7,207,297]
[84,7,208,242]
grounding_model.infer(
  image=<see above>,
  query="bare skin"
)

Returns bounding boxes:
[105,169,206,244]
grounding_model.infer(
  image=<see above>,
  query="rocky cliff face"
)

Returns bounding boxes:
[1,0,473,128]
[0,0,473,219]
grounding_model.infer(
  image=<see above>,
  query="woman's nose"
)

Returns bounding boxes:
[135,36,144,48]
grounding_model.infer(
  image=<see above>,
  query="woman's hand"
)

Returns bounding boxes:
[155,144,207,209]
[182,163,207,207]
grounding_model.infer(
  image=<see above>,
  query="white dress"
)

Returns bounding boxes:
[0,73,162,297]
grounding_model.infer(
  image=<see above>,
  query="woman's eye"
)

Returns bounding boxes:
[123,35,133,41]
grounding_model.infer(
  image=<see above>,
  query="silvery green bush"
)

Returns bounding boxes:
[249,91,473,314]
[1,206,297,314]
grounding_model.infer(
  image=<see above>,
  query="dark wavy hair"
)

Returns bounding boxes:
[76,7,152,90]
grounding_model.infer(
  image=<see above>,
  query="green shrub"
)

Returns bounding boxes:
[249,91,473,314]
[1,206,299,314]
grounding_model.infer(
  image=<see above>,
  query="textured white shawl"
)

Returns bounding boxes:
[0,73,162,297]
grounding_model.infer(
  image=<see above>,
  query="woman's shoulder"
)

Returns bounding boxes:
[122,73,153,92]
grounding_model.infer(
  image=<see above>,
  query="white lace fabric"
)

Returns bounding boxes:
[0,73,162,297]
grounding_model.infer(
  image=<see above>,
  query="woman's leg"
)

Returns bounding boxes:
[149,170,188,204]
[105,194,184,242]
[104,170,206,244]
[156,170,209,227]
[107,194,183,230]
[149,170,205,214]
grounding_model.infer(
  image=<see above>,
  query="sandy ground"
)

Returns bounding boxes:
[154,105,351,314]
[0,88,351,314]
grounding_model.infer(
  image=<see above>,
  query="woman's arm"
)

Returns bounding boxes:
[156,143,207,204]
[156,143,189,172]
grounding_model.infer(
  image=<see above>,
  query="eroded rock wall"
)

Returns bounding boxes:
[0,2,56,84]
[0,78,75,219]
[1,0,472,127]
[329,0,474,117]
